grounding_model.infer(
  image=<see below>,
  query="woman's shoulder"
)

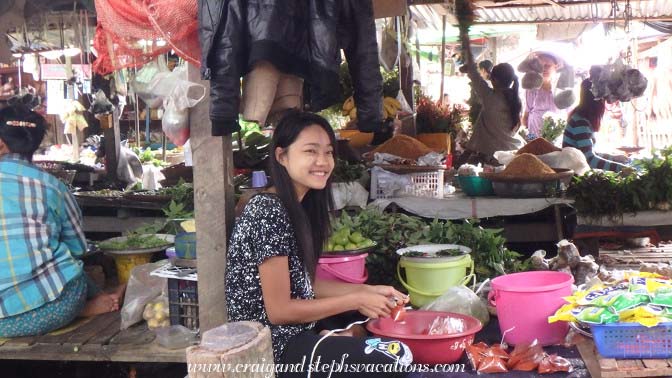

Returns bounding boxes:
[242,192,288,218]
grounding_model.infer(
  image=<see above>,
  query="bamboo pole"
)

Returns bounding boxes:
[439,15,446,103]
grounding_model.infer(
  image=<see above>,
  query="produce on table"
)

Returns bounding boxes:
[497,153,555,178]
[99,233,171,251]
[370,135,434,161]
[516,138,561,156]
[143,297,170,329]
[331,159,366,183]
[529,240,599,286]
[75,189,124,197]
[568,146,672,220]
[332,209,525,289]
[325,225,375,252]
[342,95,401,121]
[403,249,464,258]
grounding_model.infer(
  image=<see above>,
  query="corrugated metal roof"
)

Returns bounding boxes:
[475,0,672,24]
[410,1,672,27]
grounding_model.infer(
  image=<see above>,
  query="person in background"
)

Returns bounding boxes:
[226,111,412,377]
[0,105,124,338]
[522,53,561,140]
[442,93,450,105]
[458,27,523,165]
[466,59,494,126]
[563,79,629,173]
[478,60,494,81]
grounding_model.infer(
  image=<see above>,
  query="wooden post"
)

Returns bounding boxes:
[186,321,275,378]
[187,64,235,331]
[439,15,447,103]
[102,111,120,181]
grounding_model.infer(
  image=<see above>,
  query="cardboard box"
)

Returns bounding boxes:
[373,0,407,18]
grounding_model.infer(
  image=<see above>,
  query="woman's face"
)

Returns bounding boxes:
[538,55,557,80]
[276,125,334,200]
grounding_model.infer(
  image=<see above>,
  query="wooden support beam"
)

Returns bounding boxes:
[188,64,234,332]
[439,15,446,102]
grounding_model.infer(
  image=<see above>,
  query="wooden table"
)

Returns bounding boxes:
[0,312,185,363]
[75,196,168,234]
[577,335,672,378]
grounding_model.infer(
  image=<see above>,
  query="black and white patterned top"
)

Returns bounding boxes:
[225,193,315,362]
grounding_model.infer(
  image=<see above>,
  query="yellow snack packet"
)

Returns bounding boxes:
[180,219,196,233]
[623,271,664,280]
[548,303,578,323]
[620,305,668,327]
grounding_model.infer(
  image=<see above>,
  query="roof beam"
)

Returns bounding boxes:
[474,15,672,25]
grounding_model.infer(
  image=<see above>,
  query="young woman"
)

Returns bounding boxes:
[563,79,629,173]
[0,105,123,338]
[226,111,412,377]
[458,27,523,165]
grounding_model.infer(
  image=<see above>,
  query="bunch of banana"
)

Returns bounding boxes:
[342,96,357,120]
[383,97,401,119]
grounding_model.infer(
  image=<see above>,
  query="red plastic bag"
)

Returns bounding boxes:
[538,354,573,374]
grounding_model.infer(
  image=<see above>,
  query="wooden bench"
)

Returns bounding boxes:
[0,312,185,363]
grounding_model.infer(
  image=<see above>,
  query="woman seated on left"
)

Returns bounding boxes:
[0,105,123,338]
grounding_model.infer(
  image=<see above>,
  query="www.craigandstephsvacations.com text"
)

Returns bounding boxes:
[188,355,466,376]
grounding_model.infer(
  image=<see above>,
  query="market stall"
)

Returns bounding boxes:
[2,0,672,376]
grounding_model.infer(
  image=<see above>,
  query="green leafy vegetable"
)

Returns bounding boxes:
[99,234,169,251]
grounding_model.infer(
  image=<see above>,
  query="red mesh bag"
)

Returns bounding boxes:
[93,0,200,75]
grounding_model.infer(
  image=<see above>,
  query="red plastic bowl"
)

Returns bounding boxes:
[366,310,482,364]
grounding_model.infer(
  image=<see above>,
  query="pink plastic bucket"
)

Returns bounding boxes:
[316,254,368,284]
[489,271,573,346]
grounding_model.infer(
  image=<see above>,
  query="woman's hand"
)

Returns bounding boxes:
[612,154,630,164]
[367,285,410,306]
[350,290,397,319]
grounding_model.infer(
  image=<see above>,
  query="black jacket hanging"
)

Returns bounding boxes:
[198,0,383,136]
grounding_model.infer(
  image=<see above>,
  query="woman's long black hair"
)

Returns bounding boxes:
[491,63,522,130]
[0,104,47,161]
[269,110,336,280]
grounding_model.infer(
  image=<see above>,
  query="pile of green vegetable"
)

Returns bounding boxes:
[568,147,672,220]
[541,116,567,143]
[158,179,194,212]
[331,208,525,289]
[99,233,170,251]
[331,159,366,183]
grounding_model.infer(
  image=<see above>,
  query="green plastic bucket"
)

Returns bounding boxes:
[398,254,474,307]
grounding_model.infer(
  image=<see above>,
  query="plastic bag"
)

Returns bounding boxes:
[508,339,545,371]
[131,56,170,108]
[120,261,167,330]
[428,316,465,335]
[155,325,199,349]
[157,65,206,146]
[332,182,369,210]
[89,90,114,115]
[143,295,170,329]
[422,285,490,326]
[379,20,399,71]
[162,97,190,146]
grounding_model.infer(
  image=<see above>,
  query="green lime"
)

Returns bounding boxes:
[349,232,364,244]
[345,243,358,250]
[334,235,349,246]
[333,245,345,251]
